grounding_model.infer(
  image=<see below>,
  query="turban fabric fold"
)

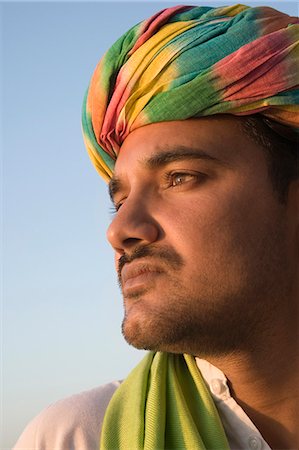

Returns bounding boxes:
[82,4,299,181]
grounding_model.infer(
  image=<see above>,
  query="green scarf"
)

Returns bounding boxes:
[100,352,230,449]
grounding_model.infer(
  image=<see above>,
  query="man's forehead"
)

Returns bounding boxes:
[113,117,247,170]
[115,145,213,169]
[108,116,271,202]
[109,144,217,200]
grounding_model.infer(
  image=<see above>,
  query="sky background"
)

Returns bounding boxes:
[1,1,298,448]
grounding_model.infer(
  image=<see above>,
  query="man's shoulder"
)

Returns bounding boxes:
[13,380,121,450]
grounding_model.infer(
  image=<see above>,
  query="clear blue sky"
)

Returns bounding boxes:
[2,1,297,448]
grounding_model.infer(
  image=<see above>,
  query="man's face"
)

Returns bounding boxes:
[107,116,295,356]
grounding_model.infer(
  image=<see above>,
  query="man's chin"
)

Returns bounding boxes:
[122,317,171,352]
[121,317,158,351]
[121,316,196,354]
[121,311,247,357]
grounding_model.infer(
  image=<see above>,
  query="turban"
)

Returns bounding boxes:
[82,4,299,181]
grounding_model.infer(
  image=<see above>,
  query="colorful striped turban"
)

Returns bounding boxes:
[82,4,299,181]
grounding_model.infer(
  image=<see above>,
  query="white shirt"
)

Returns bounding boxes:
[14,359,271,450]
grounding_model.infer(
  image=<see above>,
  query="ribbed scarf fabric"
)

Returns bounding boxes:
[82,4,299,181]
[100,352,230,449]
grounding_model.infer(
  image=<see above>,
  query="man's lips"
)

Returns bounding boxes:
[121,261,164,293]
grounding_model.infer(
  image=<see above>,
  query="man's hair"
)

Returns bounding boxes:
[242,116,298,203]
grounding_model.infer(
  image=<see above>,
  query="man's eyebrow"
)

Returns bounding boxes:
[144,146,222,169]
[108,145,224,201]
[109,176,122,202]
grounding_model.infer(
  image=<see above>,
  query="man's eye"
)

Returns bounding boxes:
[168,172,201,187]
[109,202,123,214]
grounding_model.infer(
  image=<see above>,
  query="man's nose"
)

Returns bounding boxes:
[106,198,159,254]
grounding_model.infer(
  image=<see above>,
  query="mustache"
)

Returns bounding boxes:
[117,245,184,280]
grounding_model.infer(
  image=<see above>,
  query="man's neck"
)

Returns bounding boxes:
[211,353,298,448]
[205,308,298,449]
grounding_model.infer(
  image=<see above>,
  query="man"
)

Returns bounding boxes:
[15,3,298,449]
